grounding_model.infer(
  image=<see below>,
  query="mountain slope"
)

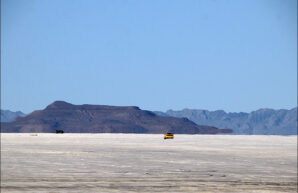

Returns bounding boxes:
[1,110,26,122]
[155,108,297,135]
[1,101,232,134]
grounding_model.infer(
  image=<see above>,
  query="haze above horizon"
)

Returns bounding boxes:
[1,0,297,114]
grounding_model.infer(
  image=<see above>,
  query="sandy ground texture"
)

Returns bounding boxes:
[1,134,297,193]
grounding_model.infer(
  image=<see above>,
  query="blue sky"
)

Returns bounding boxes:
[1,0,297,113]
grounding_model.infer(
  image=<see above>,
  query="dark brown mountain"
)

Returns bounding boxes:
[1,101,232,134]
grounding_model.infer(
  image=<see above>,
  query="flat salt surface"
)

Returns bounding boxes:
[1,134,297,193]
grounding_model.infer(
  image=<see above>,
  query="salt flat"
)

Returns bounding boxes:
[1,134,297,193]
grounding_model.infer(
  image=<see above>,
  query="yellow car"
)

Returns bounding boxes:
[164,133,174,139]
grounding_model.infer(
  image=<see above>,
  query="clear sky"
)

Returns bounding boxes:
[1,0,297,113]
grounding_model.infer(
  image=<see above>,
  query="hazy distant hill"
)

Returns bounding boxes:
[155,108,297,135]
[1,101,231,134]
[1,110,26,122]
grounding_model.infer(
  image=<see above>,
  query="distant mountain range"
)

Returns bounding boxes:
[1,103,296,135]
[1,110,26,122]
[0,101,231,134]
[154,107,297,135]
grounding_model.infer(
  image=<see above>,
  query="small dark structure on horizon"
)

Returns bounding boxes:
[56,130,64,134]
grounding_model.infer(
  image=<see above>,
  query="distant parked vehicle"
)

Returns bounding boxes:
[164,133,174,139]
[56,130,64,134]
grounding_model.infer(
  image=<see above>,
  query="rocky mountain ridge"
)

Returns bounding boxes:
[154,107,297,135]
[1,110,26,122]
